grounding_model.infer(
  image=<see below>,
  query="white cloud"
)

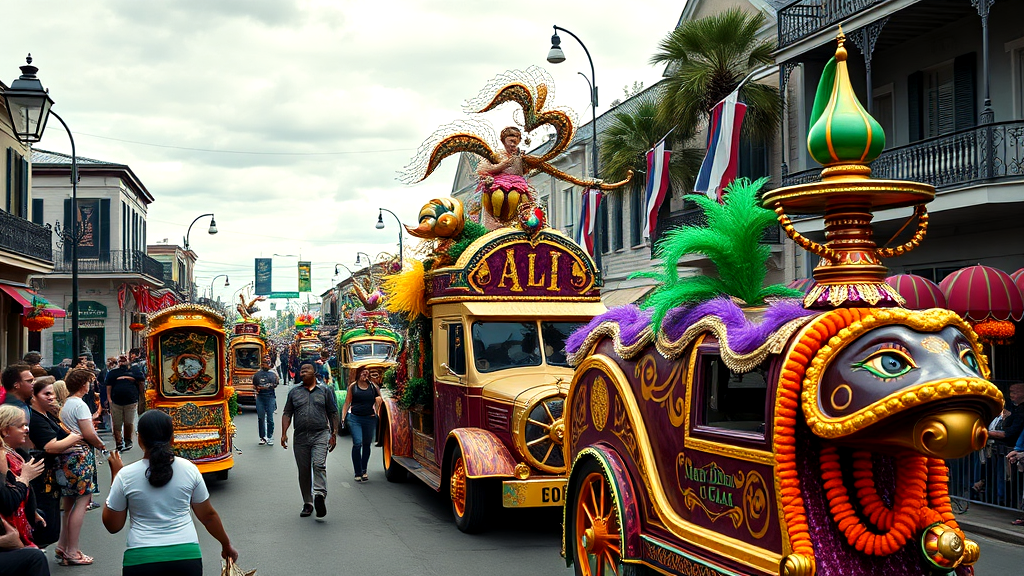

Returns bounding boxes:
[4,0,684,296]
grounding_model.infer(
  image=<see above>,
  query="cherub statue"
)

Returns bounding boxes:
[401,66,630,230]
[237,293,265,320]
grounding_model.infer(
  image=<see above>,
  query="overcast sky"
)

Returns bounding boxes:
[4,0,684,304]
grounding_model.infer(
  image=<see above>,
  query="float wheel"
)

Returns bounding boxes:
[450,446,488,533]
[572,460,631,576]
[382,420,407,483]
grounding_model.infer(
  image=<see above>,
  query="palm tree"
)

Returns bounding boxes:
[650,8,781,145]
[599,87,704,194]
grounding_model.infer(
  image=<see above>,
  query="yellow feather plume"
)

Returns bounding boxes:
[382,258,428,319]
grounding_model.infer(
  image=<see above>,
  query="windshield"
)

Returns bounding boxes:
[471,321,541,373]
[349,342,394,362]
[234,346,261,370]
[541,322,584,367]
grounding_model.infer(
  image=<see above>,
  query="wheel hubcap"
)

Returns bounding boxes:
[451,457,467,517]
[575,471,622,576]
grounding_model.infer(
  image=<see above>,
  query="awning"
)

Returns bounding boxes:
[0,283,67,318]
[939,265,1024,322]
[600,285,656,309]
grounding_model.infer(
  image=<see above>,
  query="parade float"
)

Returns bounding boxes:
[558,32,1000,576]
[229,293,268,406]
[288,314,325,383]
[378,66,627,533]
[144,304,235,479]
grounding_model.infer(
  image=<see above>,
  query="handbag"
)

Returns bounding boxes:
[221,559,256,576]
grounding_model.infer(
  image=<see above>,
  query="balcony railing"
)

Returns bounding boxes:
[778,0,889,49]
[52,249,165,282]
[0,210,53,264]
[782,120,1024,190]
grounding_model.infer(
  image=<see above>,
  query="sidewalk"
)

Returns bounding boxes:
[957,502,1024,546]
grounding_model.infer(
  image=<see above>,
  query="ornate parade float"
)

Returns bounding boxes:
[228,293,268,406]
[378,67,626,532]
[288,314,324,384]
[144,304,235,479]
[560,32,1000,576]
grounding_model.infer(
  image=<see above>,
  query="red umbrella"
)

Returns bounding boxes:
[885,274,946,310]
[939,265,1024,322]
[787,278,815,294]
[1011,269,1024,295]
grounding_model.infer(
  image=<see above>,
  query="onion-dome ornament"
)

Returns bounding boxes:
[763,29,935,309]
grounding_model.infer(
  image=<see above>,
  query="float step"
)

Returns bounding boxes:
[394,455,441,491]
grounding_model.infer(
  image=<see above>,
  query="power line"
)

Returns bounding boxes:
[71,130,415,157]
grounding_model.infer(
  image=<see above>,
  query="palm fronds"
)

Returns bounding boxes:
[633,177,803,331]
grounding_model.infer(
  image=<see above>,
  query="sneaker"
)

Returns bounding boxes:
[122,441,133,452]
[314,494,326,518]
[266,437,273,445]
[258,438,267,446]
[116,442,126,451]
[300,503,313,517]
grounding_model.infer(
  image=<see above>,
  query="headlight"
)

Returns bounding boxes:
[515,395,566,474]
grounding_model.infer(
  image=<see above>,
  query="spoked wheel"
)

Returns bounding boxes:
[382,420,407,483]
[450,446,488,533]
[573,464,624,576]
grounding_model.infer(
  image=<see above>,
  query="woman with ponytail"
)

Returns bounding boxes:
[102,410,238,575]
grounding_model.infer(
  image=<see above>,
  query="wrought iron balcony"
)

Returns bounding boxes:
[52,249,165,282]
[782,120,1024,190]
[0,210,53,264]
[778,0,888,48]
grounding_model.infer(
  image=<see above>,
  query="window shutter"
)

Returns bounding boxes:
[907,71,924,141]
[953,52,977,130]
[100,198,111,258]
[5,148,11,212]
[32,199,44,225]
[19,156,28,218]
[63,199,72,262]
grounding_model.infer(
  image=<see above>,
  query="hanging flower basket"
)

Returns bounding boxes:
[129,322,146,332]
[22,314,54,331]
[971,318,1015,345]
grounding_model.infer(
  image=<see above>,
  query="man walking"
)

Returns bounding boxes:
[104,354,145,452]
[280,363,338,518]
[278,345,289,383]
[254,355,280,445]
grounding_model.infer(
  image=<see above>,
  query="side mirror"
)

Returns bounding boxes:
[440,362,457,377]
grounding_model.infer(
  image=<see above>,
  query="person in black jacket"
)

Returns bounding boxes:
[991,383,1024,448]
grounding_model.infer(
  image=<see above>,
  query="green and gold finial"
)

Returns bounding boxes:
[807,27,885,177]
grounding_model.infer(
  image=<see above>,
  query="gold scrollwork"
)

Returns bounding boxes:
[742,471,770,539]
[591,375,609,431]
[570,383,588,451]
[637,354,687,428]
[473,260,491,286]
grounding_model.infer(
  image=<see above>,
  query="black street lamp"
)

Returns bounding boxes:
[184,213,217,251]
[354,252,372,267]
[334,263,355,279]
[375,208,404,270]
[546,26,603,270]
[3,55,84,356]
[209,274,229,301]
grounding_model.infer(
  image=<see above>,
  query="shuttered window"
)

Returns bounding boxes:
[5,148,28,218]
[630,182,643,247]
[909,53,976,142]
[611,192,623,251]
[31,199,43,225]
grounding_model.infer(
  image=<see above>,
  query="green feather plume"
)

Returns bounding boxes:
[632,177,803,331]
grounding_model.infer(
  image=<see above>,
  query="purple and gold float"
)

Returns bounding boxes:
[561,32,1000,576]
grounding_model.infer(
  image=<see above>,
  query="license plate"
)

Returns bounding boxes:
[502,478,567,508]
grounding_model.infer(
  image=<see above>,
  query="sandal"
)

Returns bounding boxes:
[60,552,94,566]
[361,473,369,482]
[1012,518,1024,526]
[354,475,363,483]
[54,547,66,561]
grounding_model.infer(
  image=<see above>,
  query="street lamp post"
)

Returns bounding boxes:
[334,263,355,279]
[547,26,602,270]
[209,274,229,303]
[354,252,372,267]
[376,208,404,270]
[184,213,217,251]
[3,56,85,356]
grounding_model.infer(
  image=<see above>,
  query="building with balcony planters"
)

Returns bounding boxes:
[776,0,1024,378]
[0,89,55,366]
[29,149,165,364]
[147,242,198,302]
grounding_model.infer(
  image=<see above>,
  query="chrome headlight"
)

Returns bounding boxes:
[514,395,566,474]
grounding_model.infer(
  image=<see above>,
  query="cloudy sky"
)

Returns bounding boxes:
[5,0,684,304]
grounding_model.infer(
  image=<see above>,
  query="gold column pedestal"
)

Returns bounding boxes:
[763,166,935,309]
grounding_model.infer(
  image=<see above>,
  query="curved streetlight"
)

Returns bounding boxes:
[209,274,229,301]
[3,55,83,354]
[334,263,355,279]
[376,208,404,269]
[231,281,254,308]
[354,252,372,266]
[184,213,217,251]
[546,25,603,269]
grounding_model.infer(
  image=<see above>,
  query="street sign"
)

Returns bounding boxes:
[255,258,272,295]
[269,292,299,299]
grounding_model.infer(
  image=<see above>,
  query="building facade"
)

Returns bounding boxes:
[0,91,54,367]
[147,242,198,302]
[29,149,164,364]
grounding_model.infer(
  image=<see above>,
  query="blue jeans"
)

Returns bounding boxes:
[348,412,377,475]
[255,393,277,439]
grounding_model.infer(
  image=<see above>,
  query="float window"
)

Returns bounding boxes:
[700,354,768,435]
[447,323,466,375]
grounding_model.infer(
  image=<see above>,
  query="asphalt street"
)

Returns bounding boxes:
[46,384,1024,575]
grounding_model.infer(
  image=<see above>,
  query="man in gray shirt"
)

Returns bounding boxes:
[281,363,338,518]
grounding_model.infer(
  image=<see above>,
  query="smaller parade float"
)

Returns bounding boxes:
[144,304,235,479]
[559,32,1000,576]
[229,293,268,406]
[288,314,324,384]
[378,66,627,533]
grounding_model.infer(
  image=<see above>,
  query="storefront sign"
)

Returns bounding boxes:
[77,300,107,319]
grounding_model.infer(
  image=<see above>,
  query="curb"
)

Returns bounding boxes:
[958,516,1024,546]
